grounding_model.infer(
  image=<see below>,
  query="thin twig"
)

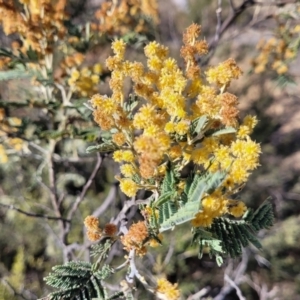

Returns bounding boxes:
[47,139,60,218]
[253,0,297,6]
[0,202,70,222]
[162,237,175,267]
[67,153,102,221]
[92,185,117,217]
[187,287,211,300]
[228,0,235,12]
[61,154,102,259]
[126,249,151,288]
[208,0,256,52]
[214,0,223,43]
[214,251,249,300]
[55,82,73,105]
[208,0,298,58]
[224,274,246,300]
[113,197,152,225]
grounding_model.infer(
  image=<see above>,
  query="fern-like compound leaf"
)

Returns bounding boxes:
[193,200,274,261]
[45,261,113,300]
[161,166,176,194]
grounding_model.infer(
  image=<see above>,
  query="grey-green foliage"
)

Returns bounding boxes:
[86,143,116,154]
[192,200,274,263]
[152,168,226,232]
[190,115,208,135]
[0,69,31,81]
[44,261,114,300]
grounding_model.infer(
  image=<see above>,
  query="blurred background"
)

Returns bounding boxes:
[1,0,300,299]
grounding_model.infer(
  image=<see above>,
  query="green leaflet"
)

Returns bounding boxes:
[161,166,176,194]
[153,191,175,208]
[190,115,208,135]
[211,126,236,136]
[244,199,274,231]
[123,94,139,112]
[86,143,116,153]
[192,228,224,265]
[158,171,226,232]
[0,69,31,81]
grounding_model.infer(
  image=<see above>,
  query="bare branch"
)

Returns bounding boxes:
[47,139,60,218]
[224,274,246,300]
[228,0,235,12]
[209,0,256,53]
[253,0,297,6]
[113,197,152,226]
[208,0,298,57]
[92,184,117,217]
[0,202,70,222]
[214,251,249,300]
[162,237,175,267]
[126,249,152,290]
[187,287,211,300]
[214,0,223,44]
[67,153,102,221]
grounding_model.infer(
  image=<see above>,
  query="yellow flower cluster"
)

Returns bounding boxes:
[0,0,67,55]
[206,58,242,88]
[149,233,163,248]
[68,64,102,97]
[0,108,25,163]
[155,278,180,300]
[91,24,261,227]
[191,192,247,227]
[227,200,247,218]
[84,216,117,242]
[252,20,300,75]
[92,0,159,36]
[191,191,228,227]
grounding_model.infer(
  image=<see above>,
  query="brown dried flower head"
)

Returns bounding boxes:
[104,223,118,236]
[121,221,149,256]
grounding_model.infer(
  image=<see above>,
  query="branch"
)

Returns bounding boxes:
[0,202,71,222]
[47,139,60,217]
[113,197,152,226]
[224,274,246,300]
[253,0,297,6]
[66,153,102,221]
[213,250,249,300]
[187,287,211,300]
[92,184,117,217]
[209,0,256,52]
[214,0,223,44]
[126,249,152,290]
[228,0,235,12]
[208,0,298,56]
